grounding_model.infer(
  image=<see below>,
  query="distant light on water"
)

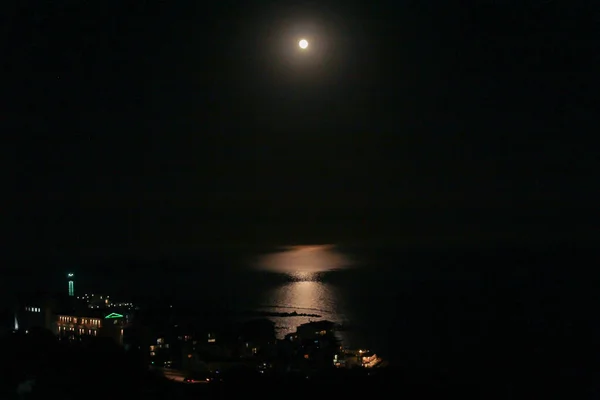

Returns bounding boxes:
[255,244,354,279]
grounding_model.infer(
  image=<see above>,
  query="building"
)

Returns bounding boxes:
[67,273,75,297]
[56,314,101,339]
[55,311,126,344]
[238,319,276,358]
[359,350,380,368]
[286,320,337,341]
[12,292,60,333]
[13,303,55,333]
[99,312,126,345]
[281,320,341,373]
[339,348,382,368]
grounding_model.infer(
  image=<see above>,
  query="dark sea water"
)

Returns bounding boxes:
[121,244,600,368]
[221,244,599,369]
[8,244,600,369]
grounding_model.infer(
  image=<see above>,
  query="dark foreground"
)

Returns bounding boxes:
[1,327,599,399]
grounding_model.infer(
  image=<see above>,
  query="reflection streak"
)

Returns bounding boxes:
[255,245,352,337]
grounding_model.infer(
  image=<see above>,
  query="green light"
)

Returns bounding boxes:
[67,273,74,277]
[104,313,124,319]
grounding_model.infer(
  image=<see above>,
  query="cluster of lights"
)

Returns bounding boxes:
[25,306,41,313]
[90,304,134,309]
[77,293,134,309]
[77,293,102,300]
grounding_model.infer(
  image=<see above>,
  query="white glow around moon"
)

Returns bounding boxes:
[299,39,308,49]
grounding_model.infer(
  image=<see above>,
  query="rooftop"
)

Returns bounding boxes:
[298,320,336,330]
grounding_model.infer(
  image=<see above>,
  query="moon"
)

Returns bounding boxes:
[298,39,308,49]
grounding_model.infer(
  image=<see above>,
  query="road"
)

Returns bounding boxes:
[159,368,186,382]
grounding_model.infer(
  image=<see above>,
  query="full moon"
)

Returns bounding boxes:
[299,39,308,49]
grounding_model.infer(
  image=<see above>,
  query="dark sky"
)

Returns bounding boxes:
[5,0,599,260]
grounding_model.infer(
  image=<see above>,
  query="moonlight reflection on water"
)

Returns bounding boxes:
[255,245,354,338]
[256,244,354,278]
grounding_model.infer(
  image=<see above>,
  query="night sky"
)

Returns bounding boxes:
[5,0,599,262]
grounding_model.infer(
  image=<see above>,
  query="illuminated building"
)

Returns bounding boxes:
[100,312,126,345]
[56,314,102,339]
[286,320,336,341]
[149,337,173,367]
[67,273,74,297]
[14,304,55,333]
[359,350,380,368]
[55,312,126,345]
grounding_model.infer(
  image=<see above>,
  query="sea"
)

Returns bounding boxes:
[132,244,600,367]
[10,243,600,368]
